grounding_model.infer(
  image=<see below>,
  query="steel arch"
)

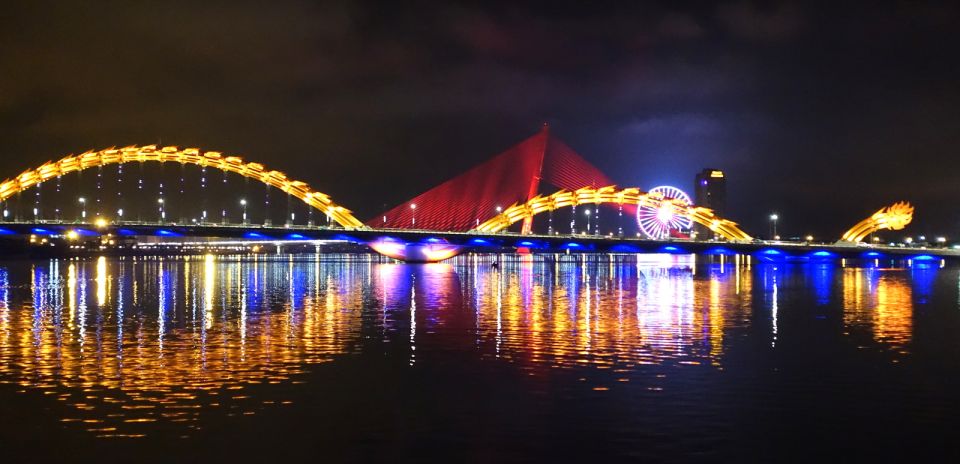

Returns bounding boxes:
[473,185,752,242]
[0,145,365,229]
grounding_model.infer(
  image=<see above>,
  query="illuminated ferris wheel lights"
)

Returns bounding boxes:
[656,205,674,223]
[637,185,693,239]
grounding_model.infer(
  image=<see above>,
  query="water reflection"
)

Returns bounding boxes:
[842,267,913,351]
[2,256,365,437]
[0,254,943,438]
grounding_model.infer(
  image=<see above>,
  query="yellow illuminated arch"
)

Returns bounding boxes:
[0,145,365,229]
[840,201,913,243]
[473,185,753,241]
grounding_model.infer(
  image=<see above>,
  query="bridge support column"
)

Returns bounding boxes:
[521,217,534,235]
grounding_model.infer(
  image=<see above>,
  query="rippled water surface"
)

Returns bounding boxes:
[1,254,959,462]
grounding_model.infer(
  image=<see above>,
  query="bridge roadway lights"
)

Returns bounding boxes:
[3,222,960,263]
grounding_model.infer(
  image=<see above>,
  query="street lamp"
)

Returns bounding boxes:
[157,197,165,223]
[78,197,86,222]
[410,203,417,227]
[769,213,779,239]
[240,198,248,224]
[585,208,592,234]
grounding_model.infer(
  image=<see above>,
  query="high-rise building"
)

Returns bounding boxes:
[694,168,726,239]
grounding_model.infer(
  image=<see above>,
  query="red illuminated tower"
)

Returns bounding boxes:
[371,126,623,232]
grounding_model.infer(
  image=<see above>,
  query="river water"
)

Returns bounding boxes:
[0,254,957,462]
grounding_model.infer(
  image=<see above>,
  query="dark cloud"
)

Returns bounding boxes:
[0,0,958,237]
[657,13,706,40]
[621,113,725,137]
[717,2,803,41]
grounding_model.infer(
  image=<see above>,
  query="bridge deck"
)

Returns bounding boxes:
[1,221,957,261]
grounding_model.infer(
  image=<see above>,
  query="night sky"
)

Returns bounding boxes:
[2,1,958,238]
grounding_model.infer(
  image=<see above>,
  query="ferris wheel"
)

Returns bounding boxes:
[637,185,694,239]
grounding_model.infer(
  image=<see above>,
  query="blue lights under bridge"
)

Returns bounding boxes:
[2,221,958,263]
